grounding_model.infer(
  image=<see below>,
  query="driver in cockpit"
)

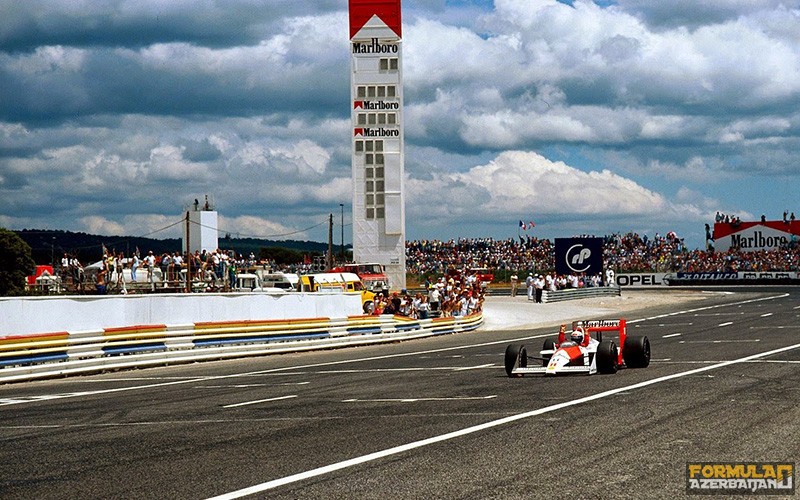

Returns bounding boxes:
[558,324,594,347]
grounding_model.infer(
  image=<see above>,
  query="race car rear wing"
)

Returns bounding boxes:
[572,318,627,366]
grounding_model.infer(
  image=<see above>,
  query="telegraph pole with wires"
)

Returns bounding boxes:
[340,203,345,262]
[327,213,334,271]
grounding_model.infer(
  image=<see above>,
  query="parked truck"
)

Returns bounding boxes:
[300,272,376,312]
[328,262,390,294]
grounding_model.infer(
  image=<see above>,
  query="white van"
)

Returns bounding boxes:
[260,272,300,291]
[233,273,286,293]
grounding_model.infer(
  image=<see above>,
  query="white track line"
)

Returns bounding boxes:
[342,396,497,403]
[223,395,297,408]
[679,339,760,344]
[206,341,800,500]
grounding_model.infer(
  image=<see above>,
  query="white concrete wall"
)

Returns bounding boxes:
[0,292,363,336]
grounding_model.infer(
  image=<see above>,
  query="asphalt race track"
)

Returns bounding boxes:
[1,288,798,499]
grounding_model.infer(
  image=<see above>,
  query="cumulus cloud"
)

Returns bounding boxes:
[409,150,680,218]
[1,0,799,250]
[79,215,125,236]
[219,215,305,241]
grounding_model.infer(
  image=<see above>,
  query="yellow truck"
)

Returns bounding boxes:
[300,272,376,312]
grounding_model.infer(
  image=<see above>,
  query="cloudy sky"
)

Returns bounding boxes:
[1,0,798,251]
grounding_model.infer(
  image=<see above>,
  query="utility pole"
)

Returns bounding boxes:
[327,213,334,271]
[340,203,344,261]
[185,211,191,292]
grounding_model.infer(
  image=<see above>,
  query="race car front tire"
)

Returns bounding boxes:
[596,340,618,374]
[542,339,555,366]
[504,344,527,377]
[623,335,651,368]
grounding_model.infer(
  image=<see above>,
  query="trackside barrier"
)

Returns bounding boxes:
[0,312,483,384]
[542,286,621,303]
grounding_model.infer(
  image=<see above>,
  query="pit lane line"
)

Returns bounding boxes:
[0,293,787,408]
[206,340,800,500]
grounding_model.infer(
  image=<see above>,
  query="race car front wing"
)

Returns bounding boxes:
[510,365,593,375]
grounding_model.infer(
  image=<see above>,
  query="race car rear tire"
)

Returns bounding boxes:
[504,344,527,377]
[542,339,555,366]
[623,335,651,368]
[596,340,618,374]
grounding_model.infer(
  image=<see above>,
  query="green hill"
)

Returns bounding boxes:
[14,229,336,266]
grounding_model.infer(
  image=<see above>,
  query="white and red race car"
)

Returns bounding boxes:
[504,319,650,377]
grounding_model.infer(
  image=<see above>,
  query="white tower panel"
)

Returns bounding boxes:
[349,0,406,289]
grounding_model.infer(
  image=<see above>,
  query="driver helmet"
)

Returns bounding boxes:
[570,326,584,344]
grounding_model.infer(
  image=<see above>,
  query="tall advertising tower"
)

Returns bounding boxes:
[349,0,406,289]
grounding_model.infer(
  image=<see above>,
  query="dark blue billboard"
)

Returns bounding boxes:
[555,237,603,276]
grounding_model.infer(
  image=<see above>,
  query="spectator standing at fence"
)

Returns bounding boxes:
[570,273,581,288]
[545,273,556,292]
[417,294,430,319]
[131,252,139,282]
[60,253,69,283]
[372,293,385,315]
[144,251,156,282]
[467,291,479,315]
[399,292,412,316]
[69,255,83,291]
[114,252,124,287]
[227,259,237,290]
[383,295,397,315]
[96,268,107,295]
[160,253,171,284]
[169,252,180,282]
[526,273,534,301]
[534,274,544,303]
[458,291,469,316]
[428,284,441,312]
[605,268,615,287]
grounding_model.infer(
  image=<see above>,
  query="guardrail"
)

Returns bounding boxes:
[542,286,620,303]
[0,312,483,384]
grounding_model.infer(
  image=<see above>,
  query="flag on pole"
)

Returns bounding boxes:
[519,220,526,231]
[529,221,536,228]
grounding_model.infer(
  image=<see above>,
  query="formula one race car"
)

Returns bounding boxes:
[504,319,650,377]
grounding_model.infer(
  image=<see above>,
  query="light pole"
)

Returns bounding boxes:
[340,203,344,262]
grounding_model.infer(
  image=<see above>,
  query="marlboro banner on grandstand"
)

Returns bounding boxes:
[714,220,799,252]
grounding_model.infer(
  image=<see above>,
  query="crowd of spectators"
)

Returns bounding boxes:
[367,275,485,319]
[405,230,800,275]
[406,237,555,275]
[59,248,271,293]
[50,227,800,296]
